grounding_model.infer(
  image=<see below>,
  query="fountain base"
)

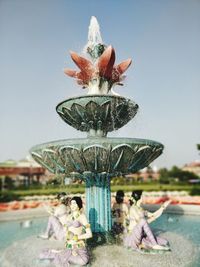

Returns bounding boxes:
[0,232,198,267]
[87,231,115,248]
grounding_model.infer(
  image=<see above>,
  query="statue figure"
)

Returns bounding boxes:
[39,196,92,266]
[38,192,71,240]
[112,190,128,236]
[124,190,171,251]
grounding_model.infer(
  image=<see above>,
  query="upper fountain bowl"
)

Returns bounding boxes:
[56,95,138,137]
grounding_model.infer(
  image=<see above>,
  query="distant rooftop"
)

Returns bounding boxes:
[0,156,40,168]
[184,160,200,168]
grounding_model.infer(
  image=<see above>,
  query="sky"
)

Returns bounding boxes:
[0,0,200,169]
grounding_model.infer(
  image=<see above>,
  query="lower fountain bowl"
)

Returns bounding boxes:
[30,137,164,176]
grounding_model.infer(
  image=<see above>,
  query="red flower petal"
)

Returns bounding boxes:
[98,45,115,79]
[116,58,132,75]
[76,71,92,84]
[64,68,77,78]
[70,51,95,74]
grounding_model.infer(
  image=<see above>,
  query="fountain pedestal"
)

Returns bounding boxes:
[84,172,112,232]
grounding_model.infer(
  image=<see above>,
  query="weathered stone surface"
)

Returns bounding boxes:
[30,137,163,176]
[56,95,138,135]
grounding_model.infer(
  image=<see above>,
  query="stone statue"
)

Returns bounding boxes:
[112,190,128,236]
[124,190,171,252]
[38,192,71,240]
[39,196,92,266]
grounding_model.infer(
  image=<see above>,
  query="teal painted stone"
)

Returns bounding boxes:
[87,231,115,248]
[30,93,164,236]
[87,43,106,59]
[30,137,164,176]
[56,95,138,136]
[85,173,112,232]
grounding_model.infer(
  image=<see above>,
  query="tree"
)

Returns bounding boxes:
[159,168,170,184]
[4,176,14,189]
[169,166,199,183]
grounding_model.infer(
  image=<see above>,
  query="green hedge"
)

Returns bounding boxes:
[0,184,200,202]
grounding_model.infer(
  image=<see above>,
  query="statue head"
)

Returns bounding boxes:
[71,196,83,211]
[130,190,143,206]
[57,192,70,206]
[115,190,125,204]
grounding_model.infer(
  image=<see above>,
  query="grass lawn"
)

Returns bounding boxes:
[111,184,200,193]
[1,183,200,201]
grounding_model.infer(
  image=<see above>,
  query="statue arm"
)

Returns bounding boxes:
[147,208,163,223]
[147,200,171,224]
[78,214,92,240]
[68,225,83,240]
[125,204,129,217]
[43,204,55,215]
[54,206,63,217]
[123,204,130,227]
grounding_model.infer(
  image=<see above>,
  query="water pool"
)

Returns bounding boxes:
[0,214,199,266]
[0,217,46,251]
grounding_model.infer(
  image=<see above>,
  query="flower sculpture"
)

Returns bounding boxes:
[64,45,132,95]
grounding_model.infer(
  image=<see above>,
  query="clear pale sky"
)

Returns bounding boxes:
[0,0,200,169]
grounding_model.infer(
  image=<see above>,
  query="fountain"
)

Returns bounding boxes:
[30,16,164,239]
[1,17,199,267]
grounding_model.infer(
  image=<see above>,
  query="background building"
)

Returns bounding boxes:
[0,156,46,189]
[182,161,200,177]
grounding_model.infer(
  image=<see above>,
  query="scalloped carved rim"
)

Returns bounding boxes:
[56,95,138,135]
[30,138,163,177]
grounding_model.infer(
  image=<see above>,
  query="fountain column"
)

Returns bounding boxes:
[84,172,112,232]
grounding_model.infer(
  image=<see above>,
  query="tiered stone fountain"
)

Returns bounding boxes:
[30,16,164,237]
